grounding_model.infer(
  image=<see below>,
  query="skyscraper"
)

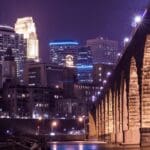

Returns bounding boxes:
[15,17,39,61]
[0,25,26,82]
[76,47,93,83]
[49,41,79,67]
[87,36,118,65]
[2,47,17,85]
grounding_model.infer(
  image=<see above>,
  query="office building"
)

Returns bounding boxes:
[76,47,93,83]
[49,41,79,67]
[2,48,17,85]
[24,62,75,97]
[15,17,39,61]
[0,25,26,82]
[87,36,118,65]
[2,85,63,119]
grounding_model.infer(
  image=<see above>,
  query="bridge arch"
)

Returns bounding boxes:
[125,56,140,144]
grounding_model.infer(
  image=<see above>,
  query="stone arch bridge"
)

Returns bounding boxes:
[89,8,150,146]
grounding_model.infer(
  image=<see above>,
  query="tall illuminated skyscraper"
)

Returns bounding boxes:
[15,17,39,61]
[0,25,26,82]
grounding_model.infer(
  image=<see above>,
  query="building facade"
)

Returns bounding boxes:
[15,17,39,61]
[76,47,93,83]
[87,36,118,65]
[24,62,76,97]
[49,41,79,67]
[2,84,63,119]
[0,25,26,82]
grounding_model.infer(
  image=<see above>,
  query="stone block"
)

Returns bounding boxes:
[124,129,140,145]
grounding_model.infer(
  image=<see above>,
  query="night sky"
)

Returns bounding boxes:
[0,0,149,62]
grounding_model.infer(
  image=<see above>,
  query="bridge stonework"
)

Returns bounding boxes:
[88,9,150,146]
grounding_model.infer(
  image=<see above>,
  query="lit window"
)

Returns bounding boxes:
[99,67,102,71]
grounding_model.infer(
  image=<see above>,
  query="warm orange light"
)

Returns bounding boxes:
[78,117,84,122]
[52,121,57,127]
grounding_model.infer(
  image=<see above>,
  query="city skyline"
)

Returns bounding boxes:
[0,0,149,62]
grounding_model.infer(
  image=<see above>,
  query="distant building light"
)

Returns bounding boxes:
[92,95,96,102]
[99,67,102,71]
[97,91,101,95]
[99,73,102,76]
[38,116,42,121]
[76,65,93,69]
[8,94,11,98]
[50,132,56,136]
[117,53,121,57]
[99,79,102,82]
[103,80,107,84]
[100,86,104,90]
[49,41,79,46]
[22,94,26,98]
[55,85,59,89]
[106,72,111,77]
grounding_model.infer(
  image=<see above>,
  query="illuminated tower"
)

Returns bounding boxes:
[15,17,39,61]
[49,41,79,67]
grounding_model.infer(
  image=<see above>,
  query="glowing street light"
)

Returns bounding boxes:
[78,116,87,140]
[132,15,142,27]
[106,72,111,77]
[51,120,58,134]
[52,121,57,127]
[134,15,142,24]
[124,37,129,43]
[38,116,42,121]
[78,116,84,122]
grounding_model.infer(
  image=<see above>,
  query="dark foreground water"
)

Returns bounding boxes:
[49,142,150,150]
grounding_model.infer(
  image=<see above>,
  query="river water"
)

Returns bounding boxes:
[49,142,150,150]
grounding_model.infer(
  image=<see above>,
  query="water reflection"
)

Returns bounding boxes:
[52,144,57,150]
[50,143,150,150]
[78,144,83,150]
[50,143,103,150]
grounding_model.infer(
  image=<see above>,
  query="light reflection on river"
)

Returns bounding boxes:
[49,142,150,150]
[50,143,100,150]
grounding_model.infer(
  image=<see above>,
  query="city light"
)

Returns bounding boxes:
[50,132,56,136]
[103,80,107,84]
[117,53,121,57]
[106,72,111,77]
[132,15,142,27]
[49,41,79,46]
[92,95,96,102]
[38,116,42,121]
[97,91,101,95]
[78,116,83,122]
[124,37,129,43]
[100,86,104,90]
[76,65,93,69]
[52,121,57,127]
[134,15,142,24]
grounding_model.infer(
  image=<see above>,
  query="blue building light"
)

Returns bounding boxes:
[76,65,93,69]
[49,41,79,46]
